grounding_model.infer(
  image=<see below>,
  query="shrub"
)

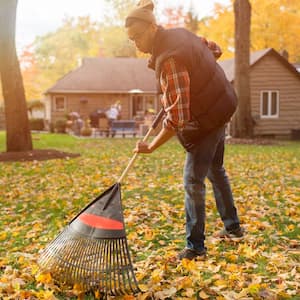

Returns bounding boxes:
[29,118,45,131]
[54,119,67,133]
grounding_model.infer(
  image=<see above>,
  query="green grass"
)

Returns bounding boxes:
[0,131,299,299]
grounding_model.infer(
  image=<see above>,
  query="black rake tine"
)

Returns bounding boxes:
[125,238,140,293]
[100,239,106,292]
[120,238,132,293]
[105,239,110,295]
[116,238,126,291]
[111,240,116,295]
[115,239,124,295]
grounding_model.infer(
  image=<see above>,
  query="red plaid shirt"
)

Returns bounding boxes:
[160,37,222,130]
[160,58,190,130]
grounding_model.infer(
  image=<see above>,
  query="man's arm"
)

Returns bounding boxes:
[135,58,190,154]
[134,126,175,153]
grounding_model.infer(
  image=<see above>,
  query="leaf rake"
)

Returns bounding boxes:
[38,109,164,298]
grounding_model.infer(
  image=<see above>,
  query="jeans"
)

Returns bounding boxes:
[183,126,240,251]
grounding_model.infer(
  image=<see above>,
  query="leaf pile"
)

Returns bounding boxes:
[0,134,299,299]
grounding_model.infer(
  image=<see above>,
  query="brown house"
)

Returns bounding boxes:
[44,57,158,126]
[45,48,300,138]
[219,48,300,139]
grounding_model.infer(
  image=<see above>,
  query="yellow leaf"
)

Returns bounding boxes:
[123,295,135,300]
[18,256,25,264]
[177,277,193,290]
[36,272,52,284]
[0,232,7,241]
[226,254,238,263]
[199,290,210,299]
[94,290,101,299]
[214,279,228,289]
[181,258,196,272]
[33,290,58,300]
[72,283,85,297]
[151,269,163,283]
[225,263,239,272]
[185,288,195,298]
[138,284,149,292]
[137,292,152,300]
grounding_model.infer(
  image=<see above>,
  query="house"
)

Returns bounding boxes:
[45,48,300,139]
[219,48,300,139]
[294,63,300,73]
[44,57,159,128]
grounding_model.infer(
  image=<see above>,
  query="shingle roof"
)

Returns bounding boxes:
[218,48,300,82]
[46,49,300,94]
[46,57,157,94]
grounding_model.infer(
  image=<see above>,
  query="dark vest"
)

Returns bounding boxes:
[149,27,237,149]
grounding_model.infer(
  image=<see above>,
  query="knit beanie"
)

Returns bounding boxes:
[125,0,156,27]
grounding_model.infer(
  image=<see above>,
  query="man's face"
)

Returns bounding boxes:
[127,22,153,53]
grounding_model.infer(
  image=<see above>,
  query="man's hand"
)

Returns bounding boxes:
[134,141,153,153]
[134,127,175,154]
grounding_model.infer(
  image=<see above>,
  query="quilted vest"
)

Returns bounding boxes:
[149,27,237,140]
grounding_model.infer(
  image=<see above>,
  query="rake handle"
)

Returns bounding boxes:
[117,108,164,183]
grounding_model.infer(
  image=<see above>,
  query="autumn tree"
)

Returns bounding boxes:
[160,6,186,29]
[185,6,199,33]
[198,0,300,62]
[19,45,42,100]
[33,16,103,92]
[100,26,137,57]
[104,0,135,26]
[198,4,235,59]
[102,0,137,57]
[232,0,253,138]
[0,0,32,151]
[250,0,300,62]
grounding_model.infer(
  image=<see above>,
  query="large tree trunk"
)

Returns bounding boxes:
[0,0,32,151]
[232,0,253,138]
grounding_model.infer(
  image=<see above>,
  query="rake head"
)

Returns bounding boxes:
[38,183,140,297]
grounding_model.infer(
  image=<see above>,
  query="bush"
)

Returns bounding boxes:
[29,118,45,131]
[54,119,67,133]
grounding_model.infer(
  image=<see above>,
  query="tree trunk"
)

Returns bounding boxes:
[0,0,32,151]
[232,0,253,138]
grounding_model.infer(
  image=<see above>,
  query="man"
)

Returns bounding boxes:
[125,0,244,260]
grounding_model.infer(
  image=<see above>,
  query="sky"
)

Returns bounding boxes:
[16,0,231,51]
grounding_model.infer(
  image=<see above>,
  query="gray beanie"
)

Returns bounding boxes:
[125,0,156,27]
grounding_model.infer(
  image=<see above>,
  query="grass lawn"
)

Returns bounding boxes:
[0,131,299,299]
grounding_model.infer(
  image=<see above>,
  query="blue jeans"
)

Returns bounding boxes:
[183,126,240,251]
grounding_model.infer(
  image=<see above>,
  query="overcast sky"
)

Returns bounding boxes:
[16,0,231,51]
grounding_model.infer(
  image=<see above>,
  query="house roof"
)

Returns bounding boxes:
[46,57,157,94]
[47,49,300,94]
[218,48,300,82]
[294,63,300,73]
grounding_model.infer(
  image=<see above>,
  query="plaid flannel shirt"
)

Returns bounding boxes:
[160,57,190,130]
[160,38,222,130]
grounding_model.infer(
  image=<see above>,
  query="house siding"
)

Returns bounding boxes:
[48,93,159,124]
[250,54,300,138]
[48,93,128,122]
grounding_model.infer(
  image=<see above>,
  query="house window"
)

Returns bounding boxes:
[54,96,66,111]
[260,91,279,118]
[131,95,156,118]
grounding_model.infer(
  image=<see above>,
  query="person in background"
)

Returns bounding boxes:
[106,104,120,127]
[125,0,244,261]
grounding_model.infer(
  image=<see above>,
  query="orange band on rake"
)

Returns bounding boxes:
[79,213,124,230]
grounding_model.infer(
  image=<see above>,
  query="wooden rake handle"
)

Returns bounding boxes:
[117,108,164,183]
